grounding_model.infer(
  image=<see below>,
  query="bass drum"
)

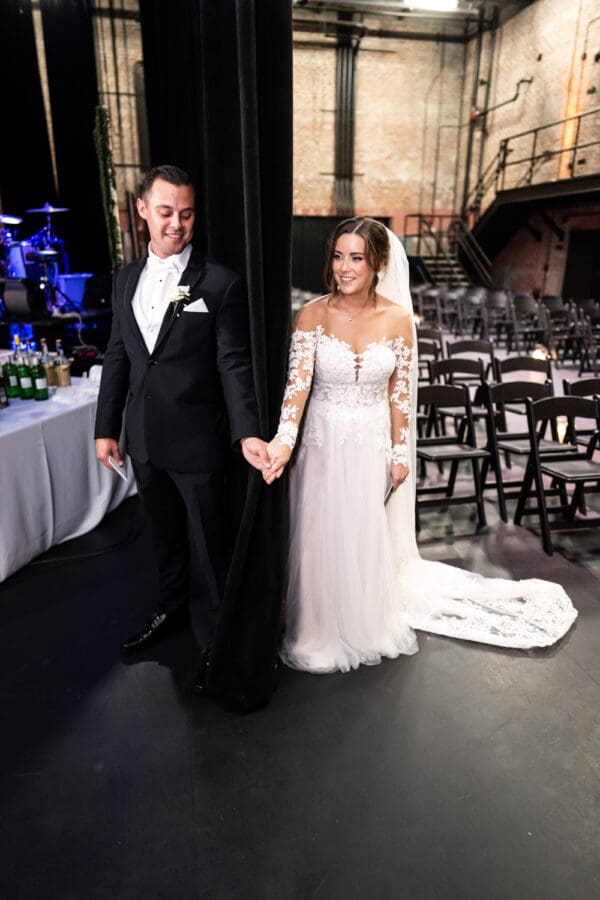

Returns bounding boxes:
[6,241,41,282]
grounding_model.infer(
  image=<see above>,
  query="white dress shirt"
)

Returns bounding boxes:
[132,243,193,353]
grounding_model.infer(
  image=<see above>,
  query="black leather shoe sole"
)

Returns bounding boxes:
[121,608,188,654]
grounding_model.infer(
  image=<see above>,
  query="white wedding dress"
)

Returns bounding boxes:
[276,234,577,674]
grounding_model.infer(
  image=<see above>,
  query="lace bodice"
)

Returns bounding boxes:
[276,326,413,464]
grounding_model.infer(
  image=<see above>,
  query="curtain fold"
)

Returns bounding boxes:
[0,0,55,218]
[140,0,292,710]
[40,0,110,273]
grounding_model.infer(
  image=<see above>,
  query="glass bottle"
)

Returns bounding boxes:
[2,349,20,399]
[0,374,9,409]
[40,338,57,387]
[31,354,49,401]
[54,339,71,387]
[17,346,34,400]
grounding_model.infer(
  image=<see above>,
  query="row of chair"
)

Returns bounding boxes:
[415,374,600,555]
[412,287,600,372]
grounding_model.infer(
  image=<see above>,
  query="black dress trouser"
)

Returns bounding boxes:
[131,459,229,650]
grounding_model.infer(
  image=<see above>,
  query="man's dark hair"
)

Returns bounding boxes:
[138,165,193,199]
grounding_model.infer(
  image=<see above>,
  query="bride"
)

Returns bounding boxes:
[264,217,577,674]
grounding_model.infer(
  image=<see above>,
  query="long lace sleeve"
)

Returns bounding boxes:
[275,328,320,450]
[389,335,413,465]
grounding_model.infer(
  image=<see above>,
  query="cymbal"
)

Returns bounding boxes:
[26,202,70,214]
[0,214,23,225]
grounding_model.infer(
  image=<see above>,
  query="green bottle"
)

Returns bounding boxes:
[2,350,20,399]
[31,354,49,401]
[0,374,9,409]
[17,347,34,400]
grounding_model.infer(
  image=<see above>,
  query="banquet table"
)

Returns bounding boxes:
[0,375,136,582]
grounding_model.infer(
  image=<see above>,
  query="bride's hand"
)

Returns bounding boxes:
[390,463,409,490]
[263,438,292,485]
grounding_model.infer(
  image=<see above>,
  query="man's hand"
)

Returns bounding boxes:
[96,438,122,471]
[241,436,271,472]
[390,462,409,490]
[262,437,292,485]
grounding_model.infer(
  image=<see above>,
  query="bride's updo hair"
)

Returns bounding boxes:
[324,216,390,298]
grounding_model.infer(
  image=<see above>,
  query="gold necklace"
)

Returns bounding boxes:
[333,297,374,322]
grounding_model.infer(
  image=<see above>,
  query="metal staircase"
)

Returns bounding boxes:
[405,106,600,287]
[404,214,492,287]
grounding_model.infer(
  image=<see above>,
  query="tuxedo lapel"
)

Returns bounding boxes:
[152,249,207,356]
[123,257,148,355]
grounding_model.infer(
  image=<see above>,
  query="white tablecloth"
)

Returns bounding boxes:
[0,377,137,582]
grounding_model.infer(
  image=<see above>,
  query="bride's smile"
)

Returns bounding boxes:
[332,232,373,299]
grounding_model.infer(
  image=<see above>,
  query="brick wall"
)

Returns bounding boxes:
[467,0,600,202]
[293,45,336,216]
[293,0,600,237]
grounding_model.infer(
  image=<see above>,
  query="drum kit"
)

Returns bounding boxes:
[0,203,71,311]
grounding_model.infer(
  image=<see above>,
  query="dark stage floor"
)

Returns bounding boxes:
[1,489,599,899]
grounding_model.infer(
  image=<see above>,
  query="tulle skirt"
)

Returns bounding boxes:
[281,395,418,672]
[280,395,577,674]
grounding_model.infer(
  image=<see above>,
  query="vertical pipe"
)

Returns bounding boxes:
[453,35,468,214]
[461,4,484,219]
[431,40,446,215]
[333,13,357,217]
[476,6,497,192]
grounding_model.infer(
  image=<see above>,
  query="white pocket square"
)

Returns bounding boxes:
[183,297,209,313]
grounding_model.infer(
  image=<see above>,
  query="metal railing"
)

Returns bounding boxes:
[466,106,600,219]
[404,213,492,286]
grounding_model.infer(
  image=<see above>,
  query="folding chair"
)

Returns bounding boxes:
[447,338,495,380]
[562,377,600,447]
[508,296,548,354]
[493,354,552,383]
[481,380,556,522]
[514,395,600,554]
[416,383,490,530]
[417,325,445,382]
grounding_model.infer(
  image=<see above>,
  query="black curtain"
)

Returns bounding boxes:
[140,0,292,710]
[0,0,55,218]
[40,0,110,274]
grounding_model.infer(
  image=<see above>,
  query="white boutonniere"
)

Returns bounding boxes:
[170,285,191,305]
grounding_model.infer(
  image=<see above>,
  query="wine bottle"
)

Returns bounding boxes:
[17,347,34,400]
[54,339,71,387]
[31,354,49,401]
[40,338,57,387]
[2,350,20,399]
[0,374,9,409]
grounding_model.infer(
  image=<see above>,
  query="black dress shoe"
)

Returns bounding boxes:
[121,608,187,653]
[192,647,211,694]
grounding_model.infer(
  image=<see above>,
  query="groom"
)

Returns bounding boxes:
[95,164,269,690]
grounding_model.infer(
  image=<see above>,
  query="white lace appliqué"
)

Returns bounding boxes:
[275,328,320,449]
[389,336,412,466]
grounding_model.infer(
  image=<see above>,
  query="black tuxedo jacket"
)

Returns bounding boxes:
[94,248,260,473]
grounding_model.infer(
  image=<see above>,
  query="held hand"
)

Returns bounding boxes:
[263,437,292,485]
[390,462,409,491]
[96,438,122,471]
[241,436,271,471]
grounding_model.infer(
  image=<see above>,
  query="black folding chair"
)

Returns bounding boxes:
[514,395,600,554]
[416,383,490,530]
[562,377,600,447]
[481,380,556,522]
[447,338,495,380]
